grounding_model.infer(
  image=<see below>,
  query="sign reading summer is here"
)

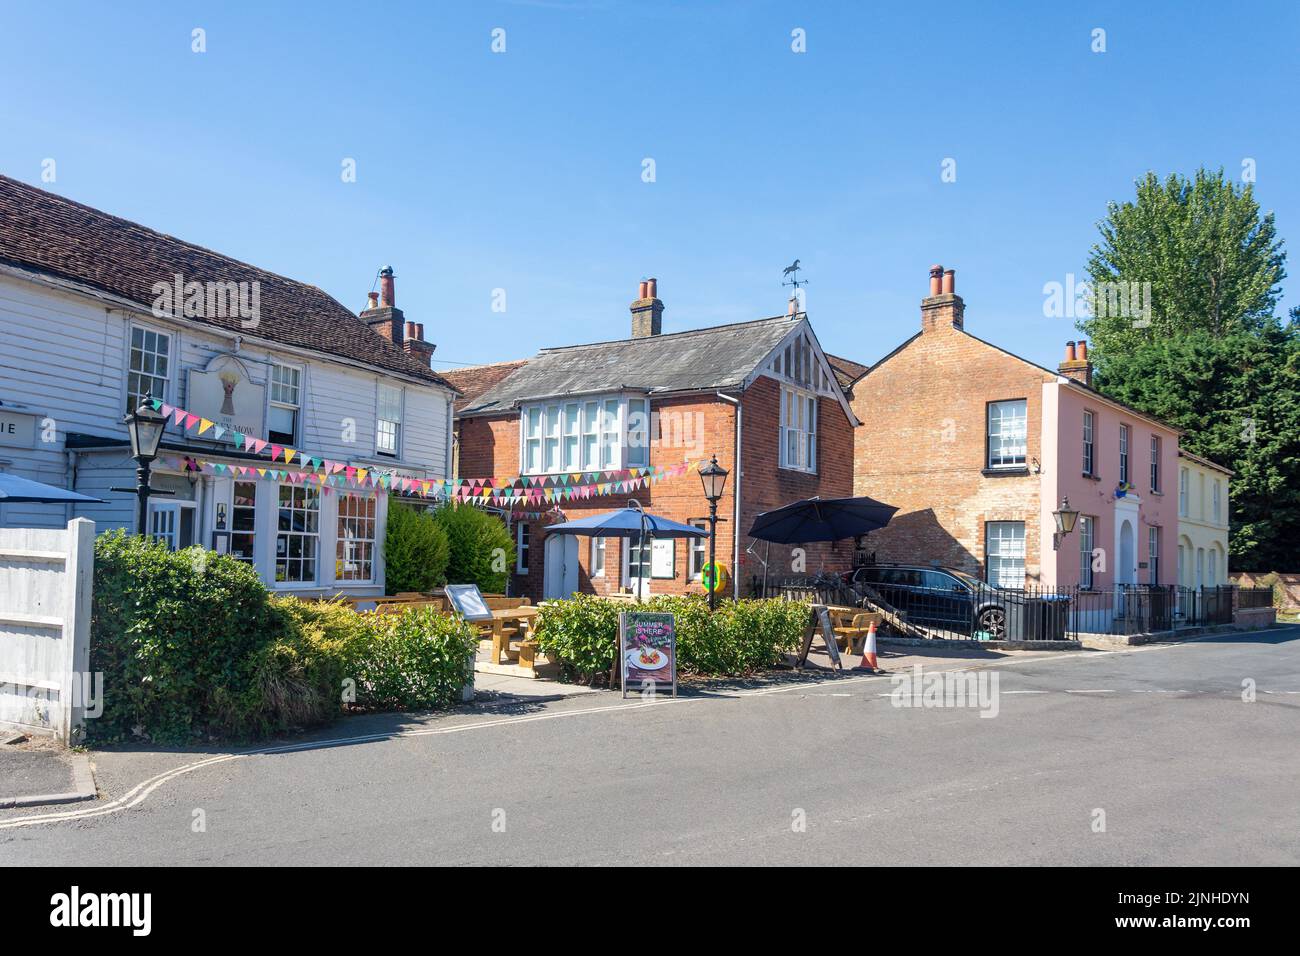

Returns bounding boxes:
[619,611,677,698]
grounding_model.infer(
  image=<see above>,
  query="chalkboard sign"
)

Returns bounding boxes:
[444,584,492,622]
[619,611,677,698]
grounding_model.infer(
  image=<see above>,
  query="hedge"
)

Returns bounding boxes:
[90,532,478,744]
[432,503,514,593]
[532,593,808,683]
[384,502,450,593]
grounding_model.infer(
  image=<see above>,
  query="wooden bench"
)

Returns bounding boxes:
[827,607,884,655]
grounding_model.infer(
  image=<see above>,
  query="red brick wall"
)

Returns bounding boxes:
[737,376,856,591]
[453,381,855,601]
[849,321,1054,582]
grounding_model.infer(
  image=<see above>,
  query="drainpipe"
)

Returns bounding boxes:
[716,392,741,599]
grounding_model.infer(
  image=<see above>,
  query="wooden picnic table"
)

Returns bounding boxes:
[489,606,541,667]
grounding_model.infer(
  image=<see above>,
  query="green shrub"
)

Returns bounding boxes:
[533,594,809,682]
[384,502,450,593]
[531,593,623,681]
[252,598,363,732]
[348,607,478,710]
[90,530,286,744]
[433,503,514,593]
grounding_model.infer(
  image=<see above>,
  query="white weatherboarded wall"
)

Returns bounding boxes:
[0,518,94,743]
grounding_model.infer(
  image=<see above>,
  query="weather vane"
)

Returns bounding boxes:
[781,259,808,290]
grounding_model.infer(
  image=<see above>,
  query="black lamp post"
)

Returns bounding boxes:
[698,455,730,610]
[121,395,168,536]
[1052,496,1080,551]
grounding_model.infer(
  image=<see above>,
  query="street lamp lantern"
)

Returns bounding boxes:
[698,455,729,610]
[699,455,729,502]
[115,394,172,536]
[125,397,167,463]
[1052,496,1080,551]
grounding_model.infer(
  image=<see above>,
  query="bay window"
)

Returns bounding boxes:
[519,395,651,474]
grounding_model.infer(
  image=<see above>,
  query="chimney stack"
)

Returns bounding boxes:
[361,265,405,346]
[921,264,964,333]
[1059,339,1093,386]
[630,276,664,338]
[403,320,436,368]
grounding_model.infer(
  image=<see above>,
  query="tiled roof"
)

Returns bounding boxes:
[825,353,869,390]
[0,174,455,390]
[441,359,531,412]
[461,315,802,415]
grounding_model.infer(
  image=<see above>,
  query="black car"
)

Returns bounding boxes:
[843,563,1012,637]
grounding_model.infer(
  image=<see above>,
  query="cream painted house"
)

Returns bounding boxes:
[1176,450,1232,588]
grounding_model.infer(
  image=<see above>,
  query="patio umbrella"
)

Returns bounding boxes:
[0,473,104,504]
[544,501,709,603]
[747,495,898,595]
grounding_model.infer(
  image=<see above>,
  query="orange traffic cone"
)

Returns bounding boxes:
[855,621,881,672]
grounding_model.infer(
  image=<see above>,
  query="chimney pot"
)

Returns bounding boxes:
[638,279,649,299]
[1065,340,1077,361]
[941,269,955,295]
[379,266,395,307]
[646,277,658,299]
[367,291,379,310]
[630,278,664,337]
[928,264,943,297]
[1077,340,1088,361]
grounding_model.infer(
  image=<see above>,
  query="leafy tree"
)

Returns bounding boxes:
[384,502,450,593]
[433,503,515,593]
[1077,169,1299,571]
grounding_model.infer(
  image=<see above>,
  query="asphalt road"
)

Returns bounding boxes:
[2,628,1297,866]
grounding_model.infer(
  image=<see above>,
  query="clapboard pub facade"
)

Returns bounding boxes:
[0,174,457,596]
[445,280,859,601]
[849,266,1180,594]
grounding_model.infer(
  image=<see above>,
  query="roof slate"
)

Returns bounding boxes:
[0,174,455,390]
[461,315,802,415]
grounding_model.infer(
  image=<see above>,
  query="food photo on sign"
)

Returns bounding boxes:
[619,611,676,697]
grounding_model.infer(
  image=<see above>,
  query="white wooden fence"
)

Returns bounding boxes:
[0,518,94,743]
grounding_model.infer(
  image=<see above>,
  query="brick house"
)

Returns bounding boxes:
[443,280,859,600]
[848,265,1180,593]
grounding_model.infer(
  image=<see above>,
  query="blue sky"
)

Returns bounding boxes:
[2,1,1296,372]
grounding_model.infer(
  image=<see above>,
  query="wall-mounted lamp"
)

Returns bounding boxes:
[1052,496,1080,551]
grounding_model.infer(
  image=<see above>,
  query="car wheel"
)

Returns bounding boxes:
[977,607,1006,638]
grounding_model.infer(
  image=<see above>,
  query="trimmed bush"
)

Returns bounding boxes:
[533,594,809,683]
[90,532,481,743]
[348,607,479,710]
[384,502,450,593]
[91,530,286,744]
[433,503,514,593]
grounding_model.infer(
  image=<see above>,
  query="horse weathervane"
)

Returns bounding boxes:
[781,258,808,289]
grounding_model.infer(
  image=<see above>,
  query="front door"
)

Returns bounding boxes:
[543,534,579,600]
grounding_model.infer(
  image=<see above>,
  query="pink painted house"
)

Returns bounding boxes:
[1040,342,1180,592]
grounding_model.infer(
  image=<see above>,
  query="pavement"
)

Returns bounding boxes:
[0,738,96,809]
[0,626,1296,865]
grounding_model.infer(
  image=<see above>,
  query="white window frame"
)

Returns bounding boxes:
[1119,423,1130,485]
[376,383,403,458]
[779,385,818,473]
[268,362,303,446]
[336,492,377,583]
[1149,435,1161,492]
[689,521,708,580]
[985,521,1026,589]
[516,522,529,574]
[519,395,647,475]
[1148,526,1159,585]
[147,499,196,551]
[1079,515,1095,589]
[127,322,172,412]
[1082,410,1094,475]
[275,483,320,586]
[1179,467,1189,516]
[231,480,258,565]
[986,399,1027,470]
[590,536,605,578]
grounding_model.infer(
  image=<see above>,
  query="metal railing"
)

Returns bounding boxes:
[755,574,1254,641]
